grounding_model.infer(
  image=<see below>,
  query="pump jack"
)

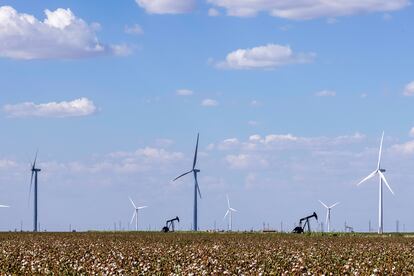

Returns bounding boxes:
[292,212,318,233]
[162,216,180,232]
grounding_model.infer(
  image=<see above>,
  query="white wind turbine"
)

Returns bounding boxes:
[129,197,147,231]
[223,195,237,231]
[319,200,339,232]
[357,131,394,234]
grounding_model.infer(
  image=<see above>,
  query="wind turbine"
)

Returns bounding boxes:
[223,195,237,231]
[173,133,201,231]
[357,131,394,234]
[29,152,41,232]
[129,197,147,231]
[318,200,339,232]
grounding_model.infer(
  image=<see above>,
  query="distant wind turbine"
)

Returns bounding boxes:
[318,200,339,232]
[29,151,41,232]
[357,131,394,234]
[129,197,147,231]
[173,133,201,231]
[223,195,237,231]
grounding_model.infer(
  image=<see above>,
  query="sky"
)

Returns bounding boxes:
[0,0,414,233]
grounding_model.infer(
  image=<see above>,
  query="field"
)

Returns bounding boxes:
[1,232,414,275]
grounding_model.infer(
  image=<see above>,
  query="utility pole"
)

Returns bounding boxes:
[369,220,371,233]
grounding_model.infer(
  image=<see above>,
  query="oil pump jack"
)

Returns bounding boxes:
[292,212,318,233]
[162,216,179,233]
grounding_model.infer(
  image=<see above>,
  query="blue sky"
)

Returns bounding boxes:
[0,0,414,232]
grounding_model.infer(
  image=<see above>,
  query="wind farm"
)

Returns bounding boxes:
[1,0,414,273]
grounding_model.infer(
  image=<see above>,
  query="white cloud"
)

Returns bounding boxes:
[201,99,219,107]
[218,138,240,150]
[248,120,259,126]
[0,6,126,60]
[391,140,414,155]
[264,134,299,144]
[215,44,315,70]
[208,8,220,16]
[110,44,133,57]
[403,81,414,96]
[250,100,261,106]
[0,159,17,169]
[207,0,409,20]
[409,128,414,137]
[225,154,268,169]
[176,89,194,96]
[3,98,97,118]
[315,90,336,97]
[249,134,262,142]
[124,24,144,35]
[136,0,196,14]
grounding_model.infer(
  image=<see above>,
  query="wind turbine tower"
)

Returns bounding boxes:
[223,195,237,231]
[357,132,394,234]
[174,133,202,231]
[29,152,41,232]
[319,200,339,232]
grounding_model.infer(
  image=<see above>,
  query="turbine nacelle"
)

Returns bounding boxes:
[379,169,386,173]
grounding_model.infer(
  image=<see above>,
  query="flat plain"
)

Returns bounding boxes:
[0,232,413,275]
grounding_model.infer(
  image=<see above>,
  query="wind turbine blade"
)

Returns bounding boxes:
[192,133,199,170]
[377,131,384,170]
[195,172,201,198]
[230,208,237,212]
[138,206,148,210]
[379,171,394,195]
[226,194,230,209]
[318,200,328,209]
[223,210,229,220]
[33,150,38,169]
[329,202,340,209]
[0,205,9,208]
[130,211,136,225]
[129,197,137,209]
[28,170,35,207]
[357,170,377,186]
[173,170,193,181]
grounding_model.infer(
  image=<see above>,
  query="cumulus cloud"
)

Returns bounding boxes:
[315,90,336,97]
[207,0,409,20]
[0,6,128,60]
[0,159,17,169]
[403,81,414,96]
[136,0,196,14]
[208,8,220,16]
[124,24,144,35]
[3,98,97,118]
[391,140,414,155]
[225,154,268,169]
[176,89,194,96]
[215,44,315,70]
[201,99,219,107]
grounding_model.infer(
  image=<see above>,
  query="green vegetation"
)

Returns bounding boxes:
[0,232,413,274]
